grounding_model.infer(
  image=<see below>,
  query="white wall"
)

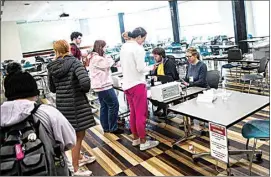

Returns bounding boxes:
[17,19,81,53]
[217,1,235,37]
[251,1,269,37]
[1,21,23,61]
[245,1,256,36]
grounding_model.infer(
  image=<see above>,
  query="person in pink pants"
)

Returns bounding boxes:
[120,27,159,151]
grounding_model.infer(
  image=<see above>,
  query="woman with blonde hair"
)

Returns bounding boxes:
[47,40,96,176]
[183,47,208,88]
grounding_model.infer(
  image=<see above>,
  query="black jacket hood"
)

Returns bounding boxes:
[47,55,76,79]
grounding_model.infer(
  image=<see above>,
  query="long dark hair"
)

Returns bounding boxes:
[127,27,147,39]
[92,40,106,56]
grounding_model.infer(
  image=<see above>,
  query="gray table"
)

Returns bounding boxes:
[113,85,206,119]
[169,89,269,174]
[169,90,269,128]
[239,39,261,43]
[114,85,206,104]
[209,45,238,50]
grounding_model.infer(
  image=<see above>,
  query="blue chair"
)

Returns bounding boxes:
[242,120,270,175]
[198,45,211,57]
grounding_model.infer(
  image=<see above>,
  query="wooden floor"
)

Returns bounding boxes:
[1,62,269,176]
[65,66,270,176]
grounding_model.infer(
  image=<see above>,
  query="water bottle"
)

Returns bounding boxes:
[219,49,223,56]
[222,80,228,101]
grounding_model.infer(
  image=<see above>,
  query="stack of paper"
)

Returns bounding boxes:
[196,89,217,103]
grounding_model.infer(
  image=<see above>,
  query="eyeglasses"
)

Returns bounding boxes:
[77,38,82,40]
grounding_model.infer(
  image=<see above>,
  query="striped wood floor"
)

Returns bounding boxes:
[64,66,270,176]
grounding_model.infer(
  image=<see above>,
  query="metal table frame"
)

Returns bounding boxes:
[168,90,269,175]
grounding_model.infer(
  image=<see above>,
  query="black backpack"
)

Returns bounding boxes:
[0,104,67,176]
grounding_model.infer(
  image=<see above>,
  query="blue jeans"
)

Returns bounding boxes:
[97,88,119,132]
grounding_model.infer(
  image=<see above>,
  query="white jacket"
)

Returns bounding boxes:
[120,41,152,90]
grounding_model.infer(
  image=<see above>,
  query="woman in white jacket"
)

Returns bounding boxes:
[120,27,159,151]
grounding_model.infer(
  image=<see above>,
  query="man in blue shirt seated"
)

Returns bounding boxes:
[151,48,179,118]
[182,47,208,88]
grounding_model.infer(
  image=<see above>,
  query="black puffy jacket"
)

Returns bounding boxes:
[47,55,95,132]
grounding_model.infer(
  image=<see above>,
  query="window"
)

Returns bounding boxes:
[124,6,173,43]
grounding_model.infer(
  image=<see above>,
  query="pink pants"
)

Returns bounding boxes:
[124,84,147,139]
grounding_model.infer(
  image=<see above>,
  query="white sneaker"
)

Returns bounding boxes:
[140,140,159,151]
[73,169,93,176]
[132,139,140,146]
[91,108,98,114]
[79,155,96,167]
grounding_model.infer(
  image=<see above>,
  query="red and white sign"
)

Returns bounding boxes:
[209,122,229,163]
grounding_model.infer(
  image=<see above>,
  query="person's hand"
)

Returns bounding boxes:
[183,81,189,86]
[152,76,158,82]
[152,64,158,71]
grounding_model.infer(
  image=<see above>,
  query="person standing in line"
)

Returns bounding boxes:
[47,40,96,176]
[70,32,83,61]
[70,32,98,114]
[88,40,123,134]
[120,27,159,151]
[1,64,76,176]
[122,32,131,42]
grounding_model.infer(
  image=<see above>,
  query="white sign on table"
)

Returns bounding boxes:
[209,122,229,163]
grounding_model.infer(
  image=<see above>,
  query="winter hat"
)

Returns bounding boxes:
[4,63,40,101]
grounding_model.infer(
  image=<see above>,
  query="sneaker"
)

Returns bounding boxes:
[79,155,96,167]
[91,108,98,114]
[110,128,124,134]
[73,169,93,176]
[140,140,159,151]
[132,139,140,146]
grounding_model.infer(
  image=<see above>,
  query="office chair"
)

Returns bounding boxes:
[206,70,220,89]
[221,48,242,82]
[210,46,220,55]
[242,119,269,175]
[198,45,211,57]
[240,57,269,94]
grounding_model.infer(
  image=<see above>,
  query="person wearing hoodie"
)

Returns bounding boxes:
[47,40,95,176]
[88,40,123,135]
[1,64,76,175]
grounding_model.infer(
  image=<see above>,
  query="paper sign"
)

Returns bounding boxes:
[209,122,228,163]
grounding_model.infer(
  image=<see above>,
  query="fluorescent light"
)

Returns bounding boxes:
[27,2,49,22]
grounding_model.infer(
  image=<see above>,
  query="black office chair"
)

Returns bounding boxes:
[206,70,220,89]
[240,57,269,94]
[221,48,242,82]
[210,46,220,55]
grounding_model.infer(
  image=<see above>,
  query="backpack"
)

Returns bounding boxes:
[0,104,67,176]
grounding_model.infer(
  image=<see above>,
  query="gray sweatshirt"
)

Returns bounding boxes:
[184,60,208,88]
[1,99,76,151]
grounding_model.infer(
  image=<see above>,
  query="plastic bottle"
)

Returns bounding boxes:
[219,49,223,56]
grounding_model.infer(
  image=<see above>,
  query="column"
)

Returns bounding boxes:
[169,0,180,43]
[232,0,248,53]
[118,13,125,43]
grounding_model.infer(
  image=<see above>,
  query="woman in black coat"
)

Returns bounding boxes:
[47,40,95,176]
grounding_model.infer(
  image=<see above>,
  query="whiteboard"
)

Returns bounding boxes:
[18,20,81,53]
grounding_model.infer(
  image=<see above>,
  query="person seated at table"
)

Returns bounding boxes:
[151,47,179,117]
[182,47,208,88]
